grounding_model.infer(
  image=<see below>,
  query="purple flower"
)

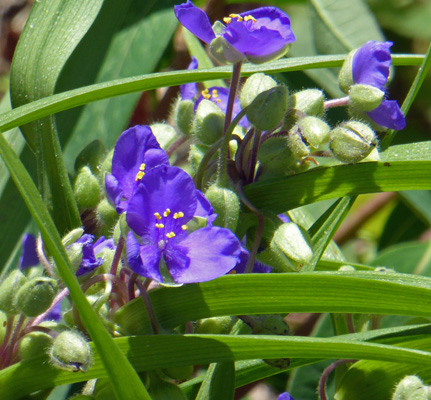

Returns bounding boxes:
[105,125,169,213]
[126,165,241,284]
[352,41,405,130]
[232,247,272,274]
[174,1,295,63]
[278,393,295,400]
[195,86,249,128]
[180,56,199,100]
[19,234,39,269]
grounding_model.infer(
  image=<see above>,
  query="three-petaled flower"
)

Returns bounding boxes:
[126,165,242,284]
[174,1,295,64]
[351,41,406,130]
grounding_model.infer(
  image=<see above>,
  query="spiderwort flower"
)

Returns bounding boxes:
[278,392,295,400]
[180,56,199,100]
[345,41,406,130]
[126,165,241,283]
[174,1,296,64]
[105,125,169,213]
[19,233,39,269]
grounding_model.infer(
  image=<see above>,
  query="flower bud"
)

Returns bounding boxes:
[246,86,289,131]
[0,311,7,343]
[209,36,245,65]
[338,49,356,93]
[240,73,278,109]
[15,277,58,317]
[260,223,313,271]
[74,166,101,211]
[257,137,295,174]
[188,143,208,173]
[74,140,107,177]
[204,183,240,232]
[193,99,225,145]
[96,198,119,235]
[0,270,28,314]
[49,331,92,372]
[392,376,430,400]
[172,97,195,137]
[289,89,325,117]
[62,228,85,247]
[150,123,178,150]
[100,149,113,176]
[329,121,377,163]
[162,365,194,381]
[18,331,53,360]
[195,316,236,334]
[349,84,385,111]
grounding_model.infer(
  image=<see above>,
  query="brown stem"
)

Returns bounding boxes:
[133,275,161,335]
[110,236,124,276]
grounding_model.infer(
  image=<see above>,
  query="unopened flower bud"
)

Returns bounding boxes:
[349,84,385,111]
[193,99,225,145]
[246,86,289,131]
[15,277,58,317]
[100,149,113,176]
[257,137,295,173]
[96,198,118,235]
[204,183,240,232]
[240,73,278,109]
[49,331,92,372]
[289,89,325,117]
[188,143,208,173]
[0,311,7,342]
[62,228,85,247]
[260,223,313,271]
[74,166,101,211]
[0,270,28,314]
[172,98,195,137]
[329,121,377,163]
[195,316,236,334]
[74,140,107,177]
[150,123,178,150]
[210,35,245,65]
[19,331,53,360]
[338,49,356,93]
[392,376,430,400]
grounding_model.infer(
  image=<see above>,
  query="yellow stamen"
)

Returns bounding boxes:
[139,163,146,171]
[154,212,162,220]
[135,171,145,181]
[229,13,242,21]
[223,17,232,24]
[173,211,184,219]
[244,15,256,23]
[166,232,176,239]
[155,223,164,229]
[216,99,221,103]
[181,225,189,231]
[163,208,171,217]
[212,89,219,98]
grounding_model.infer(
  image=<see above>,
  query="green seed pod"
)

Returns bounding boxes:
[195,316,236,334]
[74,166,101,211]
[162,365,194,381]
[193,99,225,145]
[286,127,310,158]
[338,49,356,93]
[349,84,385,112]
[261,223,313,271]
[204,183,240,232]
[150,123,178,150]
[329,121,377,163]
[74,140,107,177]
[0,270,28,315]
[49,330,92,372]
[209,36,245,65]
[18,331,53,360]
[289,89,325,117]
[172,97,195,137]
[257,137,295,173]
[246,86,289,131]
[240,73,278,109]
[392,376,429,400]
[15,277,58,317]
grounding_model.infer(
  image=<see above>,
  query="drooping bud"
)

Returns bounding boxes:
[15,277,58,317]
[209,35,245,65]
[338,49,356,93]
[204,183,240,232]
[172,97,195,137]
[0,270,28,314]
[193,99,225,145]
[392,375,430,400]
[240,73,278,109]
[73,166,101,211]
[246,86,289,131]
[49,330,92,372]
[74,140,107,177]
[259,223,313,271]
[329,121,377,163]
[257,137,295,174]
[18,330,53,360]
[349,84,385,111]
[288,89,325,117]
[150,123,178,151]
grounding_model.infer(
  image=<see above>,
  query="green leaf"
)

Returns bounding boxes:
[196,362,235,400]
[400,190,431,225]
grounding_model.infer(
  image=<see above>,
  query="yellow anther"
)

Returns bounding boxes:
[155,223,164,229]
[163,208,171,217]
[135,171,145,181]
[244,15,256,23]
[154,212,162,220]
[229,13,242,21]
[173,211,184,219]
[181,225,189,231]
[203,89,209,94]
[212,89,219,98]
[223,17,232,24]
[216,99,221,103]
[139,163,146,171]
[166,232,176,239]
[229,270,237,274]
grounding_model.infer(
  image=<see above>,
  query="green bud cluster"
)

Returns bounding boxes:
[392,376,431,400]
